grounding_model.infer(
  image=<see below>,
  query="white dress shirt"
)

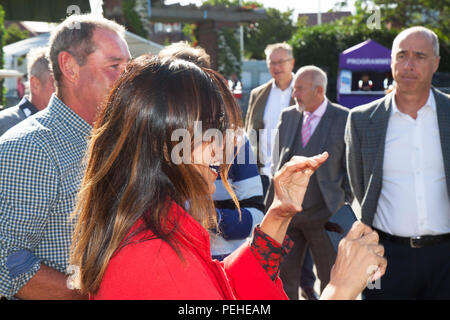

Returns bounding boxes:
[260,76,294,177]
[373,89,450,237]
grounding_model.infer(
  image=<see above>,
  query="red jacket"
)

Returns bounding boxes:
[92,202,288,300]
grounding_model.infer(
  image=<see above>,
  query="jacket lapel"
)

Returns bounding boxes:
[315,102,335,154]
[365,93,392,200]
[434,88,450,197]
[277,108,302,171]
[251,81,273,132]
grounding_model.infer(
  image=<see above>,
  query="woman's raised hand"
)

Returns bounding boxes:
[260,152,328,244]
[270,152,328,217]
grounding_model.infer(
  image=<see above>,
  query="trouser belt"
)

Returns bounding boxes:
[373,228,450,248]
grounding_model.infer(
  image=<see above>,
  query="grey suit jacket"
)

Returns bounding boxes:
[345,87,450,226]
[265,101,353,215]
[0,97,38,136]
[244,80,295,171]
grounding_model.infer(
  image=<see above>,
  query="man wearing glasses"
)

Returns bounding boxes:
[245,42,295,197]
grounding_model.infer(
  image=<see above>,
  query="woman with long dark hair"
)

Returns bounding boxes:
[70,55,386,300]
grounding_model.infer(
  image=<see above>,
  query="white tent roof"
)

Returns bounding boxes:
[3,31,164,62]
[0,69,23,78]
[125,31,164,56]
[4,33,50,58]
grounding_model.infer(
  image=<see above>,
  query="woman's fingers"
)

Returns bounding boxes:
[275,152,328,181]
[346,221,374,240]
[289,152,328,170]
[367,243,385,257]
[270,152,330,217]
[326,221,388,299]
[358,231,380,246]
[368,255,388,282]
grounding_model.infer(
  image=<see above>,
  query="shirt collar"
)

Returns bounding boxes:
[298,97,328,117]
[18,96,39,117]
[310,97,328,118]
[49,93,92,135]
[271,73,295,92]
[391,88,436,116]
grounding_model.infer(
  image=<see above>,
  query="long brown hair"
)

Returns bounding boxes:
[70,55,243,294]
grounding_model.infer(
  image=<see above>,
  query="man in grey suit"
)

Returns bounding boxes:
[245,42,295,196]
[0,47,54,136]
[265,65,353,300]
[345,26,450,299]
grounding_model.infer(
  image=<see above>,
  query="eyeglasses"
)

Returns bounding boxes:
[268,59,292,67]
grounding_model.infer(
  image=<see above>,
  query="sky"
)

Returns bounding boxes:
[164,0,358,17]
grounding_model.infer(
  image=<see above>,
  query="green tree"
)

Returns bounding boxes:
[201,1,296,60]
[291,0,450,101]
[244,7,296,60]
[339,0,450,71]
[217,27,241,77]
[199,0,261,76]
[122,0,148,38]
[4,23,29,45]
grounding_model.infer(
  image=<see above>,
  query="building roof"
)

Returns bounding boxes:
[298,11,351,25]
[148,2,267,23]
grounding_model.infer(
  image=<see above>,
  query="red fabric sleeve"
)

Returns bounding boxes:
[222,241,289,300]
[249,225,294,281]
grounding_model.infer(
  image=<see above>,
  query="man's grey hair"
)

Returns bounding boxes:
[296,65,328,91]
[264,42,293,60]
[392,26,440,57]
[26,46,51,83]
[49,14,126,88]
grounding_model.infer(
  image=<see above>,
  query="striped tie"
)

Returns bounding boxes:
[301,112,316,147]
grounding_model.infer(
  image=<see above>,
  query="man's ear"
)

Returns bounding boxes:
[433,55,441,73]
[289,58,295,71]
[316,85,325,97]
[58,51,80,84]
[29,75,41,94]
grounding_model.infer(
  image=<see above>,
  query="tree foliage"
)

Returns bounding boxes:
[4,23,29,45]
[291,0,450,101]
[199,0,263,76]
[359,0,449,45]
[244,7,296,60]
[340,0,450,71]
[122,0,148,38]
[217,27,241,77]
[201,1,295,60]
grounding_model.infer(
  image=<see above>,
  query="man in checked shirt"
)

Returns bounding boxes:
[0,14,130,299]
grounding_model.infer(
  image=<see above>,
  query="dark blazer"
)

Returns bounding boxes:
[265,100,353,215]
[0,97,38,136]
[244,80,295,171]
[345,87,450,226]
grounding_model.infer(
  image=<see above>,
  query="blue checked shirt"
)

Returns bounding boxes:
[0,94,91,298]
